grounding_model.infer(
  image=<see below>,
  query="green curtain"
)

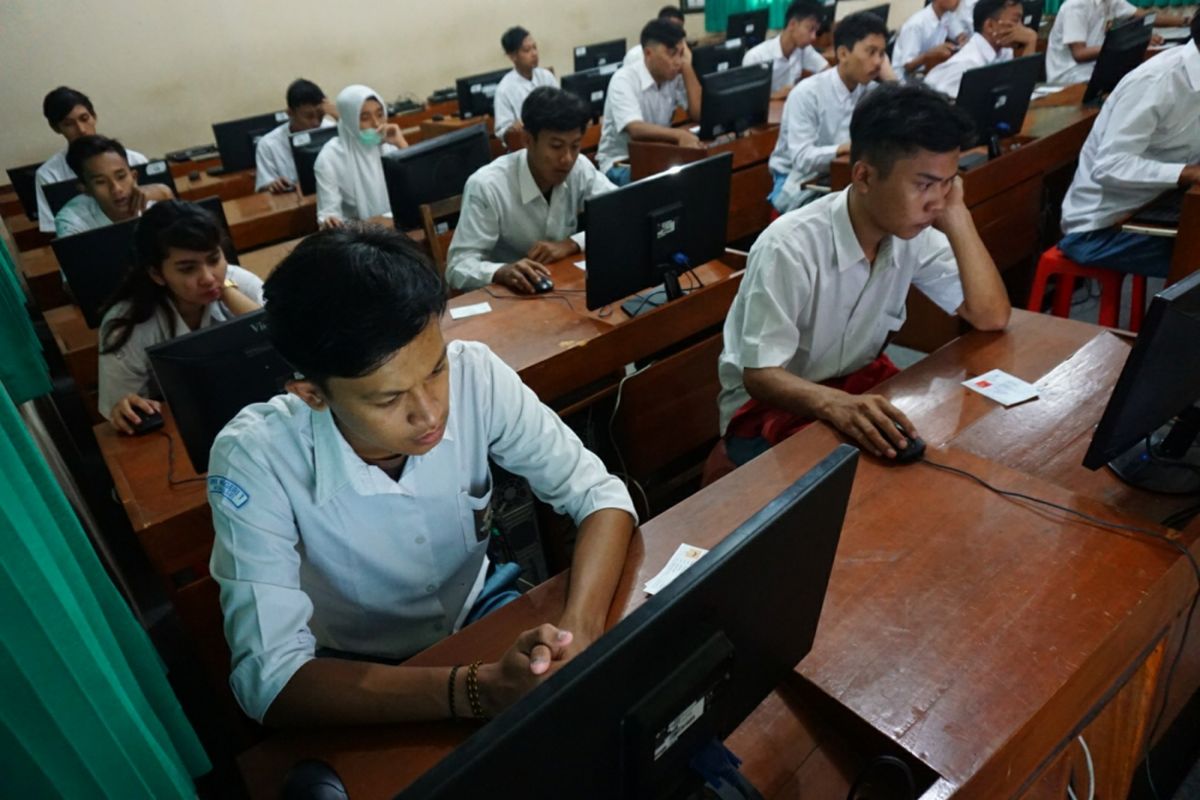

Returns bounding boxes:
[0,238,51,405]
[704,0,781,34]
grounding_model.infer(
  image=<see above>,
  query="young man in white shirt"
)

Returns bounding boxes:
[493,27,560,142]
[892,0,966,80]
[208,226,635,726]
[54,135,173,238]
[924,0,1037,98]
[34,87,148,233]
[1045,0,1188,85]
[718,84,1010,467]
[623,5,687,67]
[254,79,337,193]
[742,0,830,97]
[598,18,703,185]
[1058,18,1200,279]
[447,88,615,293]
[767,11,896,213]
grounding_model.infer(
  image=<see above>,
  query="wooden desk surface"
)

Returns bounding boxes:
[223,191,317,251]
[176,167,257,203]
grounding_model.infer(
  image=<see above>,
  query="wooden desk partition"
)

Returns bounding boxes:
[223,191,317,251]
[176,168,257,203]
[1168,186,1200,285]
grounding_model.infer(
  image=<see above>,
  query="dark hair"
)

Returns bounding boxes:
[286,78,325,109]
[501,26,531,54]
[43,86,94,127]
[641,18,687,48]
[834,10,889,51]
[849,84,975,176]
[1193,12,1200,45]
[974,0,1018,32]
[100,201,227,354]
[785,0,824,25]
[522,87,591,136]
[66,135,128,178]
[263,225,447,388]
[658,5,686,22]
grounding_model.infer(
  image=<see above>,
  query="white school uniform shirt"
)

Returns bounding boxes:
[742,36,830,92]
[314,85,400,224]
[596,60,690,173]
[768,66,873,185]
[1061,43,1200,235]
[892,5,956,79]
[623,44,644,67]
[254,117,336,191]
[1045,0,1139,85]
[923,32,1013,98]
[96,264,263,419]
[950,0,981,39]
[34,146,147,233]
[445,149,616,290]
[492,67,559,139]
[54,194,115,238]
[207,339,636,722]
[717,188,965,434]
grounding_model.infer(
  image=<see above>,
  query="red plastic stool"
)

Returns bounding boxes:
[1026,246,1146,332]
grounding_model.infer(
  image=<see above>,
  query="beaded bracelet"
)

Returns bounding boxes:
[466,660,487,719]
[447,664,462,720]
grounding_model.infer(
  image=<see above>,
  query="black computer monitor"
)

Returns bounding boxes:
[1083,271,1200,494]
[1021,0,1043,32]
[455,68,511,119]
[691,41,747,77]
[726,9,770,48]
[211,110,288,174]
[561,63,621,121]
[861,3,891,27]
[573,38,627,71]
[699,62,772,140]
[1082,14,1153,104]
[147,309,294,474]
[956,54,1043,152]
[43,158,179,219]
[290,126,339,196]
[136,159,178,195]
[585,153,732,314]
[6,163,42,220]
[397,445,858,800]
[382,125,491,229]
[43,179,81,218]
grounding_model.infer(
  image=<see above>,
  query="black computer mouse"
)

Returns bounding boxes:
[188,170,201,181]
[533,276,555,293]
[281,759,349,800]
[130,409,164,436]
[891,422,925,464]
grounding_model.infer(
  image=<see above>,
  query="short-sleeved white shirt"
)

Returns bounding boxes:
[1045,0,1139,85]
[923,33,1013,98]
[34,146,147,233]
[892,5,957,79]
[742,36,830,91]
[492,67,559,139]
[596,60,689,173]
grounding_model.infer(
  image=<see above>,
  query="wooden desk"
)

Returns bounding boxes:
[237,309,1200,799]
[17,245,68,311]
[167,154,221,178]
[417,115,505,160]
[8,211,52,252]
[1169,185,1200,284]
[223,191,317,251]
[176,167,257,203]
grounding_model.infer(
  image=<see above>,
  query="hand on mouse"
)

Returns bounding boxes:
[266,176,296,194]
[110,394,162,436]
[815,388,916,459]
[494,259,551,294]
[526,238,579,264]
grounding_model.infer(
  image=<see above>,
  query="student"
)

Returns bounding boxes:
[54,135,173,238]
[255,78,337,193]
[623,5,688,67]
[35,87,148,233]
[924,0,1037,98]
[891,0,964,80]
[206,225,635,726]
[597,19,703,186]
[1045,0,1189,85]
[1058,17,1200,279]
[717,85,1010,468]
[98,201,263,434]
[742,0,830,97]
[314,85,408,228]
[493,27,559,141]
[447,88,615,292]
[767,11,895,213]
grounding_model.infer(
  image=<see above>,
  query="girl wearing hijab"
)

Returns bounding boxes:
[314,84,408,228]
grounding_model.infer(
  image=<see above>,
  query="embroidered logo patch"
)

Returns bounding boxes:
[208,475,250,508]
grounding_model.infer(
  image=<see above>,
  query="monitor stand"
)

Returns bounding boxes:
[1108,407,1200,495]
[620,269,683,318]
[687,738,765,800]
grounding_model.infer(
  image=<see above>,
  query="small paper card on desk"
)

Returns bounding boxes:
[644,543,709,595]
[448,302,491,320]
[962,368,1039,407]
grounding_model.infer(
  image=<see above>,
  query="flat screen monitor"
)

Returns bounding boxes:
[1021,0,1043,32]
[382,125,491,229]
[573,38,627,72]
[561,63,621,120]
[396,444,858,800]
[147,309,294,474]
[1083,270,1200,493]
[691,41,747,77]
[211,110,288,173]
[585,152,732,313]
[455,68,511,119]
[43,158,179,219]
[699,62,772,139]
[6,162,42,220]
[955,54,1043,146]
[1082,14,1153,104]
[290,126,339,196]
[861,3,891,26]
[726,9,770,48]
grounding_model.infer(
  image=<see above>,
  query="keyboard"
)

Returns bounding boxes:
[166,144,219,162]
[1131,189,1185,227]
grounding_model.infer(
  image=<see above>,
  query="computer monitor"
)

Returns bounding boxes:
[1082,14,1153,104]
[1083,271,1200,494]
[382,125,491,228]
[861,3,891,27]
[585,153,732,314]
[561,63,621,121]
[43,158,180,219]
[147,309,294,474]
[691,41,747,77]
[136,159,179,195]
[955,54,1043,153]
[1021,0,1043,32]
[42,179,81,218]
[290,126,339,196]
[726,9,770,48]
[396,444,858,800]
[6,163,42,220]
[698,62,772,140]
[573,38,626,71]
[211,110,288,174]
[455,68,511,119]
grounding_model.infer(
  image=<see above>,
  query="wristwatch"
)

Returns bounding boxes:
[224,276,238,289]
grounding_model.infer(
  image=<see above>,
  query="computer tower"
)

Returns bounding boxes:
[488,464,549,586]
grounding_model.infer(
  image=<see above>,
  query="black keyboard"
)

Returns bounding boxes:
[1131,189,1185,227]
[166,144,219,162]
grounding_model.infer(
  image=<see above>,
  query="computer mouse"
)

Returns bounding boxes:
[281,759,349,800]
[431,114,445,122]
[890,422,925,464]
[533,276,554,293]
[130,409,164,436]
[188,170,201,181]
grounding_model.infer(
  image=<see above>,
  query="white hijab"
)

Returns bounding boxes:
[330,84,391,220]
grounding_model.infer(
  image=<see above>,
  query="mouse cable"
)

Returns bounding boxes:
[845,755,916,800]
[158,430,207,487]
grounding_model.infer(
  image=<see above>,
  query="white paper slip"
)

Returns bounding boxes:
[449,302,492,320]
[644,543,709,595]
[962,368,1039,407]
[573,260,587,271]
